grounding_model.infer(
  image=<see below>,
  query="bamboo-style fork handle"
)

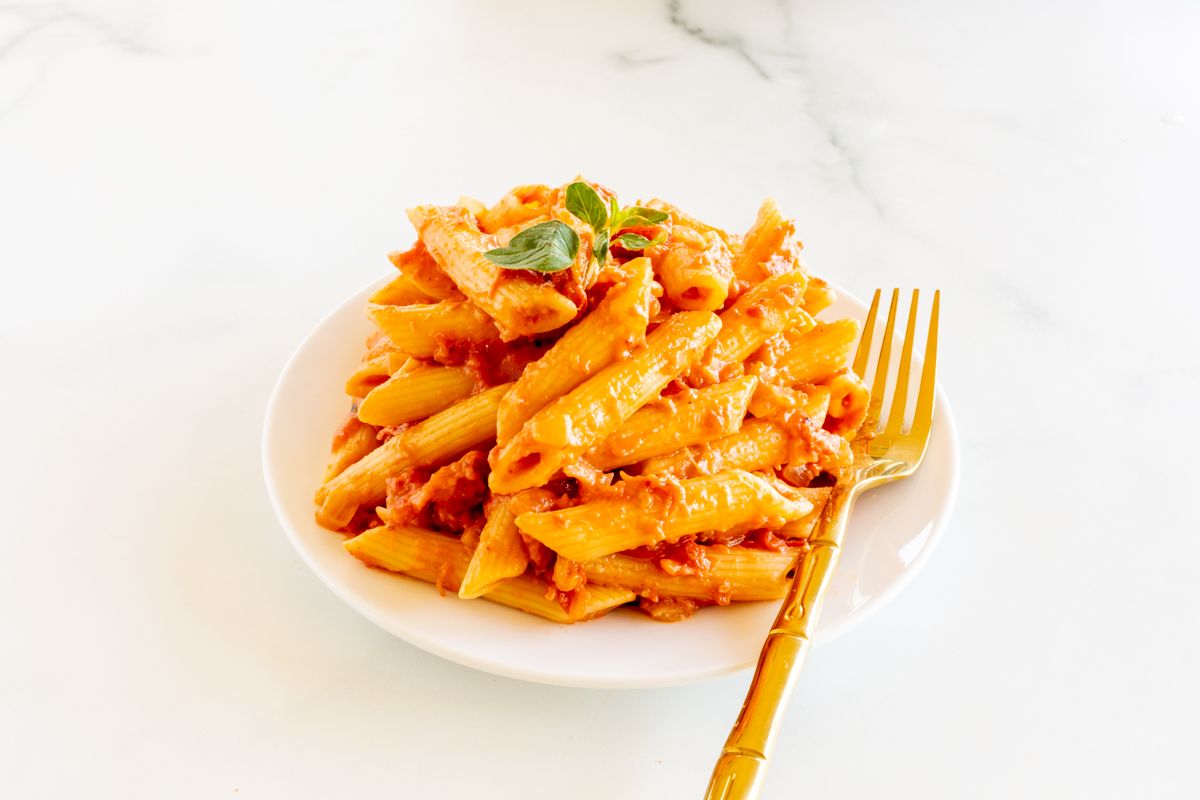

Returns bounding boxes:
[703,485,856,800]
[703,287,940,800]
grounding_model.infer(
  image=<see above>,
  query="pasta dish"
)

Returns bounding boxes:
[314,180,868,623]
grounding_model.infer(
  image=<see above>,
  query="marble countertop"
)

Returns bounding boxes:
[2,1,1197,797]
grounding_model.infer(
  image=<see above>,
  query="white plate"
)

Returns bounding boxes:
[263,280,959,688]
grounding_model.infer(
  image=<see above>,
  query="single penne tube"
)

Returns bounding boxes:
[344,350,411,398]
[316,383,512,529]
[477,184,551,233]
[408,205,579,340]
[775,487,832,539]
[821,368,869,435]
[801,276,836,315]
[643,385,845,478]
[551,555,585,593]
[489,310,722,494]
[772,319,861,385]
[584,375,757,472]
[746,381,831,424]
[457,195,488,220]
[760,476,830,507]
[322,414,380,483]
[656,227,733,312]
[458,498,529,599]
[367,300,499,358]
[345,525,634,623]
[356,366,477,427]
[643,198,734,246]
[514,470,813,563]
[748,303,832,371]
[369,272,437,305]
[804,385,833,428]
[488,574,635,623]
[690,270,814,385]
[495,257,656,445]
[731,198,804,284]
[387,241,462,300]
[638,418,789,479]
[582,547,799,602]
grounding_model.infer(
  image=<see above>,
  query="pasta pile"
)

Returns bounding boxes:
[315,180,868,623]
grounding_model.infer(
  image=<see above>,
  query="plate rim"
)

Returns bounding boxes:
[262,278,960,688]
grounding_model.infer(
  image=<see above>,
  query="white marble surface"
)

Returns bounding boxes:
[2,1,1198,797]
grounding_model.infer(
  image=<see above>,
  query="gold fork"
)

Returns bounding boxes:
[703,288,941,800]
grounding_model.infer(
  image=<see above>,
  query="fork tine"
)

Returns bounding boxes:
[851,289,881,380]
[910,289,940,440]
[884,290,920,437]
[865,289,899,428]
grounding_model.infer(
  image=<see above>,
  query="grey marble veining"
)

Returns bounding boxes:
[665,0,772,79]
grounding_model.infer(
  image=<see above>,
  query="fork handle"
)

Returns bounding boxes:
[702,622,817,799]
[702,490,853,800]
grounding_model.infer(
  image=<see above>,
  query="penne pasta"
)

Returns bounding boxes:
[344,349,410,399]
[458,497,529,600]
[655,383,828,472]
[387,241,462,300]
[315,383,512,529]
[656,226,733,312]
[356,366,477,427]
[822,368,869,436]
[477,185,552,234]
[690,270,814,385]
[643,198,734,248]
[514,470,813,562]
[770,319,861,386]
[408,205,579,340]
[582,547,799,602]
[495,257,656,445]
[801,276,836,316]
[731,198,803,284]
[776,487,832,539]
[456,195,488,221]
[315,181,870,624]
[345,525,634,623]
[322,414,380,483]
[369,272,437,306]
[489,310,722,494]
[639,418,788,479]
[584,375,758,472]
[747,382,831,425]
[367,300,500,359]
[486,571,635,623]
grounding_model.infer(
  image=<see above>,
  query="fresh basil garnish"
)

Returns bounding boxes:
[610,206,669,231]
[483,220,579,273]
[566,182,608,234]
[616,232,653,250]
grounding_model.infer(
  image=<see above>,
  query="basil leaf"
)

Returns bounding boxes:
[593,236,609,266]
[616,232,654,250]
[609,196,619,220]
[484,221,579,272]
[615,206,669,229]
[566,182,608,233]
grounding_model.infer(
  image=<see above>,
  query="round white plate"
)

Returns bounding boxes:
[263,280,959,688]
